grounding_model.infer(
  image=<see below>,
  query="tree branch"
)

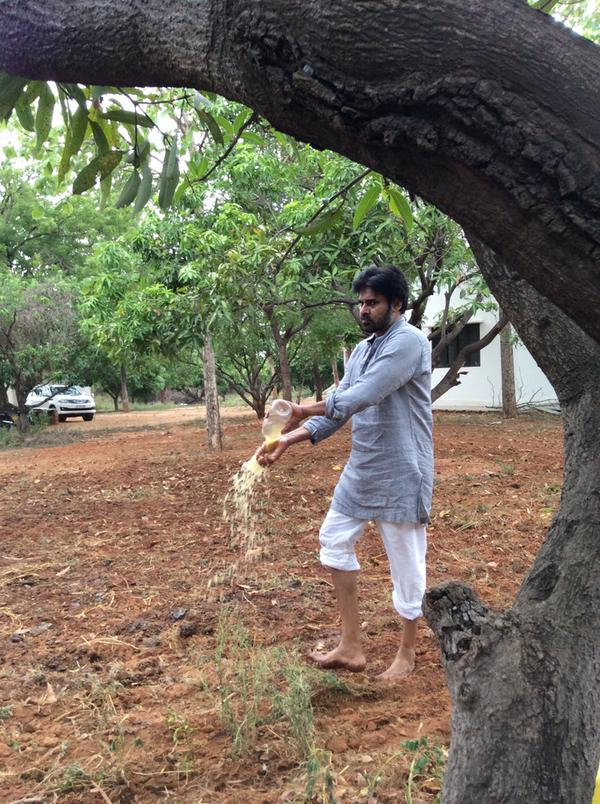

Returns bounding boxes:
[431,312,508,402]
[191,111,260,185]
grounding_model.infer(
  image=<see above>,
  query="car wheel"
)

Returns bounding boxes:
[82,413,94,421]
[58,414,67,423]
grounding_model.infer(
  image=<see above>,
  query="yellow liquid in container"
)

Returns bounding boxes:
[261,399,292,446]
[262,421,284,447]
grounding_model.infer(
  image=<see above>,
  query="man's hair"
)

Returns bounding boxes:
[352,264,409,313]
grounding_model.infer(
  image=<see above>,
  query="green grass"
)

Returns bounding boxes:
[94,394,184,412]
[214,609,349,759]
[94,390,315,413]
[0,705,14,721]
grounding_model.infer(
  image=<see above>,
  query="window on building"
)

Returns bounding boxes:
[433,323,481,368]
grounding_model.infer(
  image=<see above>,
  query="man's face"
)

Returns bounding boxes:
[358,289,400,335]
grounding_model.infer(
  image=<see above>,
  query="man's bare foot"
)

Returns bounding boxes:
[375,647,415,682]
[308,645,366,673]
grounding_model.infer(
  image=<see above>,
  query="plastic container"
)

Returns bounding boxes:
[262,399,292,445]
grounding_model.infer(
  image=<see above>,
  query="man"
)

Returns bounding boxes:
[256,264,433,680]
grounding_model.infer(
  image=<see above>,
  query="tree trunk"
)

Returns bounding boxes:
[500,318,517,418]
[202,335,223,451]
[425,374,600,802]
[422,236,600,802]
[266,313,293,401]
[313,362,323,402]
[331,358,340,387]
[120,363,129,413]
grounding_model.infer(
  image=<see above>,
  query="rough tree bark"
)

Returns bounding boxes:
[119,363,129,413]
[331,358,340,387]
[424,237,600,802]
[265,311,293,401]
[2,1,599,800]
[500,317,517,418]
[202,335,223,451]
[312,362,323,402]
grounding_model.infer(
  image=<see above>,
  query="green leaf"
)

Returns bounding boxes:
[100,108,155,128]
[134,139,151,168]
[531,0,560,11]
[73,156,102,194]
[189,154,208,179]
[58,104,90,182]
[352,184,381,230]
[134,165,153,212]
[14,98,35,131]
[97,150,123,179]
[165,136,179,180]
[0,71,15,91]
[62,83,87,106]
[0,74,28,121]
[161,173,180,210]
[196,109,223,145]
[115,169,142,208]
[173,180,189,206]
[72,150,121,194]
[23,80,45,105]
[57,136,73,182]
[57,84,69,127]
[273,130,290,148]
[91,86,111,101]
[90,120,110,153]
[70,104,89,156]
[240,131,266,147]
[233,109,252,133]
[100,172,112,209]
[294,206,343,236]
[387,187,414,232]
[215,114,234,139]
[34,83,55,153]
[158,144,180,211]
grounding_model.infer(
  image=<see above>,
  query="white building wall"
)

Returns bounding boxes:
[423,298,558,411]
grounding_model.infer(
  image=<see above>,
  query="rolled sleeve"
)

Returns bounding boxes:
[303,414,345,444]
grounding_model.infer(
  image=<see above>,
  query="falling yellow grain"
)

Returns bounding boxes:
[222,451,268,567]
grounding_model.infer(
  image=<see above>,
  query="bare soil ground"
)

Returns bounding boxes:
[0,407,563,803]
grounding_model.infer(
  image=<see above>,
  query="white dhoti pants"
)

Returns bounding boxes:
[318,508,427,620]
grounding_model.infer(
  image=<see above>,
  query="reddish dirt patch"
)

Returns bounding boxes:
[0,409,562,802]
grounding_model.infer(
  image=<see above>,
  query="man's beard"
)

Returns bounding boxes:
[360,304,393,334]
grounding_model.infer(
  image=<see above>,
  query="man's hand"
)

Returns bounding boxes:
[282,402,306,433]
[255,423,314,468]
[255,435,289,467]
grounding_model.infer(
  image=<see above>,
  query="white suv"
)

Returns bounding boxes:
[26,384,96,422]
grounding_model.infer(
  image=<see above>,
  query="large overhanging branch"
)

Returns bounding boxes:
[1,0,599,344]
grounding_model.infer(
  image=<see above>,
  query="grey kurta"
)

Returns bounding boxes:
[303,316,433,523]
